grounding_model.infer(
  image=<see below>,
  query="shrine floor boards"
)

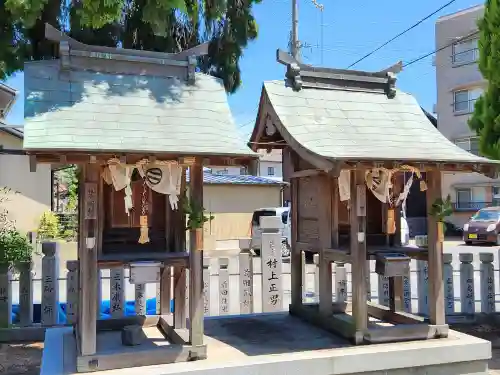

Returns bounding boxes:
[43,312,492,375]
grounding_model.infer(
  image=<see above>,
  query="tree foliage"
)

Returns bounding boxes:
[469,0,500,159]
[0,0,261,93]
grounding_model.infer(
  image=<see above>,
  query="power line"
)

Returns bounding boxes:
[347,0,458,69]
[402,30,479,68]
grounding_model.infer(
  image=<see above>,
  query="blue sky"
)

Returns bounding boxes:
[4,0,483,138]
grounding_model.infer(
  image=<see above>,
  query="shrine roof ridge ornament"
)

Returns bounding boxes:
[276,49,400,98]
[45,23,208,84]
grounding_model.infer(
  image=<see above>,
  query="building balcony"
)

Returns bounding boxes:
[452,48,479,67]
[453,201,492,211]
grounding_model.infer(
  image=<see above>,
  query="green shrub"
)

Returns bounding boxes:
[37,211,60,240]
[0,229,34,269]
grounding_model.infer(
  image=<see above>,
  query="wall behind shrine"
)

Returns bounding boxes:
[202,184,282,242]
[0,131,51,233]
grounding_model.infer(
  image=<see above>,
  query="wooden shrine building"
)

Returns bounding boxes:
[249,50,500,345]
[23,25,256,372]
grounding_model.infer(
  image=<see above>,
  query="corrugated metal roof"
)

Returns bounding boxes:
[263,80,498,165]
[23,61,255,158]
[189,170,285,185]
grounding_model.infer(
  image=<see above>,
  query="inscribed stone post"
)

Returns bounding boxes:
[203,258,211,316]
[335,262,347,303]
[403,273,412,313]
[110,267,125,317]
[378,275,390,307]
[41,242,59,326]
[66,261,79,324]
[218,258,230,315]
[135,283,146,316]
[238,252,253,314]
[417,260,429,316]
[260,216,283,312]
[459,253,475,314]
[443,253,455,315]
[0,264,12,327]
[480,253,495,313]
[18,262,34,326]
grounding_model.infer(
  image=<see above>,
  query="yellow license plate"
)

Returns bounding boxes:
[468,234,478,239]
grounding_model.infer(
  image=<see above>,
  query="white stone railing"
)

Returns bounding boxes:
[0,238,499,339]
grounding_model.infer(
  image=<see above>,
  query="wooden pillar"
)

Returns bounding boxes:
[78,164,100,356]
[290,163,302,310]
[189,163,204,348]
[350,169,368,343]
[173,168,187,328]
[426,170,446,327]
[318,175,333,315]
[331,177,339,248]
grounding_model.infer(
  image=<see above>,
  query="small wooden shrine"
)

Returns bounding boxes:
[249,50,500,345]
[24,25,255,372]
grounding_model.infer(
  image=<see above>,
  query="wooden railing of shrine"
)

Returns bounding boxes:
[0,229,498,342]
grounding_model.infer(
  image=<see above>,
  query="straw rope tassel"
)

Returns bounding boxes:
[138,178,150,244]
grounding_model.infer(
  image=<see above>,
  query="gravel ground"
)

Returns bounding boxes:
[0,342,43,375]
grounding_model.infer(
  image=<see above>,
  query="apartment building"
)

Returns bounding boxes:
[210,149,283,180]
[435,4,499,227]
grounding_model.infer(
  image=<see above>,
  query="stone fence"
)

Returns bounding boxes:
[0,232,498,341]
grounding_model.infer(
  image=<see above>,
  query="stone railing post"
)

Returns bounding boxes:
[459,253,475,314]
[403,271,412,313]
[335,262,347,303]
[260,216,283,312]
[313,254,320,302]
[66,260,79,324]
[238,239,253,314]
[0,264,12,328]
[218,258,230,315]
[110,267,125,318]
[18,261,34,326]
[203,258,211,316]
[480,253,495,314]
[443,253,455,315]
[41,241,59,326]
[134,283,146,316]
[417,260,429,316]
[378,275,390,307]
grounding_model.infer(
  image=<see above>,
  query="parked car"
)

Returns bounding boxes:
[463,206,500,245]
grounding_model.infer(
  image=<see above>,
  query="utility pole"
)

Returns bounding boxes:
[291,0,299,60]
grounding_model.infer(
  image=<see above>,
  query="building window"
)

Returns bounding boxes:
[454,136,480,155]
[267,166,275,176]
[240,166,247,175]
[456,188,472,210]
[452,38,479,65]
[215,168,228,175]
[453,88,482,114]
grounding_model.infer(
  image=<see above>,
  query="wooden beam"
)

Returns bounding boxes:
[350,169,368,344]
[289,169,322,178]
[426,170,447,328]
[189,162,204,348]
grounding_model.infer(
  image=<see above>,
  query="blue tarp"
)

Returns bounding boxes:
[11,299,174,324]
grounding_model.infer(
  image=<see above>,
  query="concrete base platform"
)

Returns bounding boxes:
[42,313,492,375]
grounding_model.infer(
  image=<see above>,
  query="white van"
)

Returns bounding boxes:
[250,207,291,257]
[250,206,410,257]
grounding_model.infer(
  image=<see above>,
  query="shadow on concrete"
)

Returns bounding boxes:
[203,312,350,356]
